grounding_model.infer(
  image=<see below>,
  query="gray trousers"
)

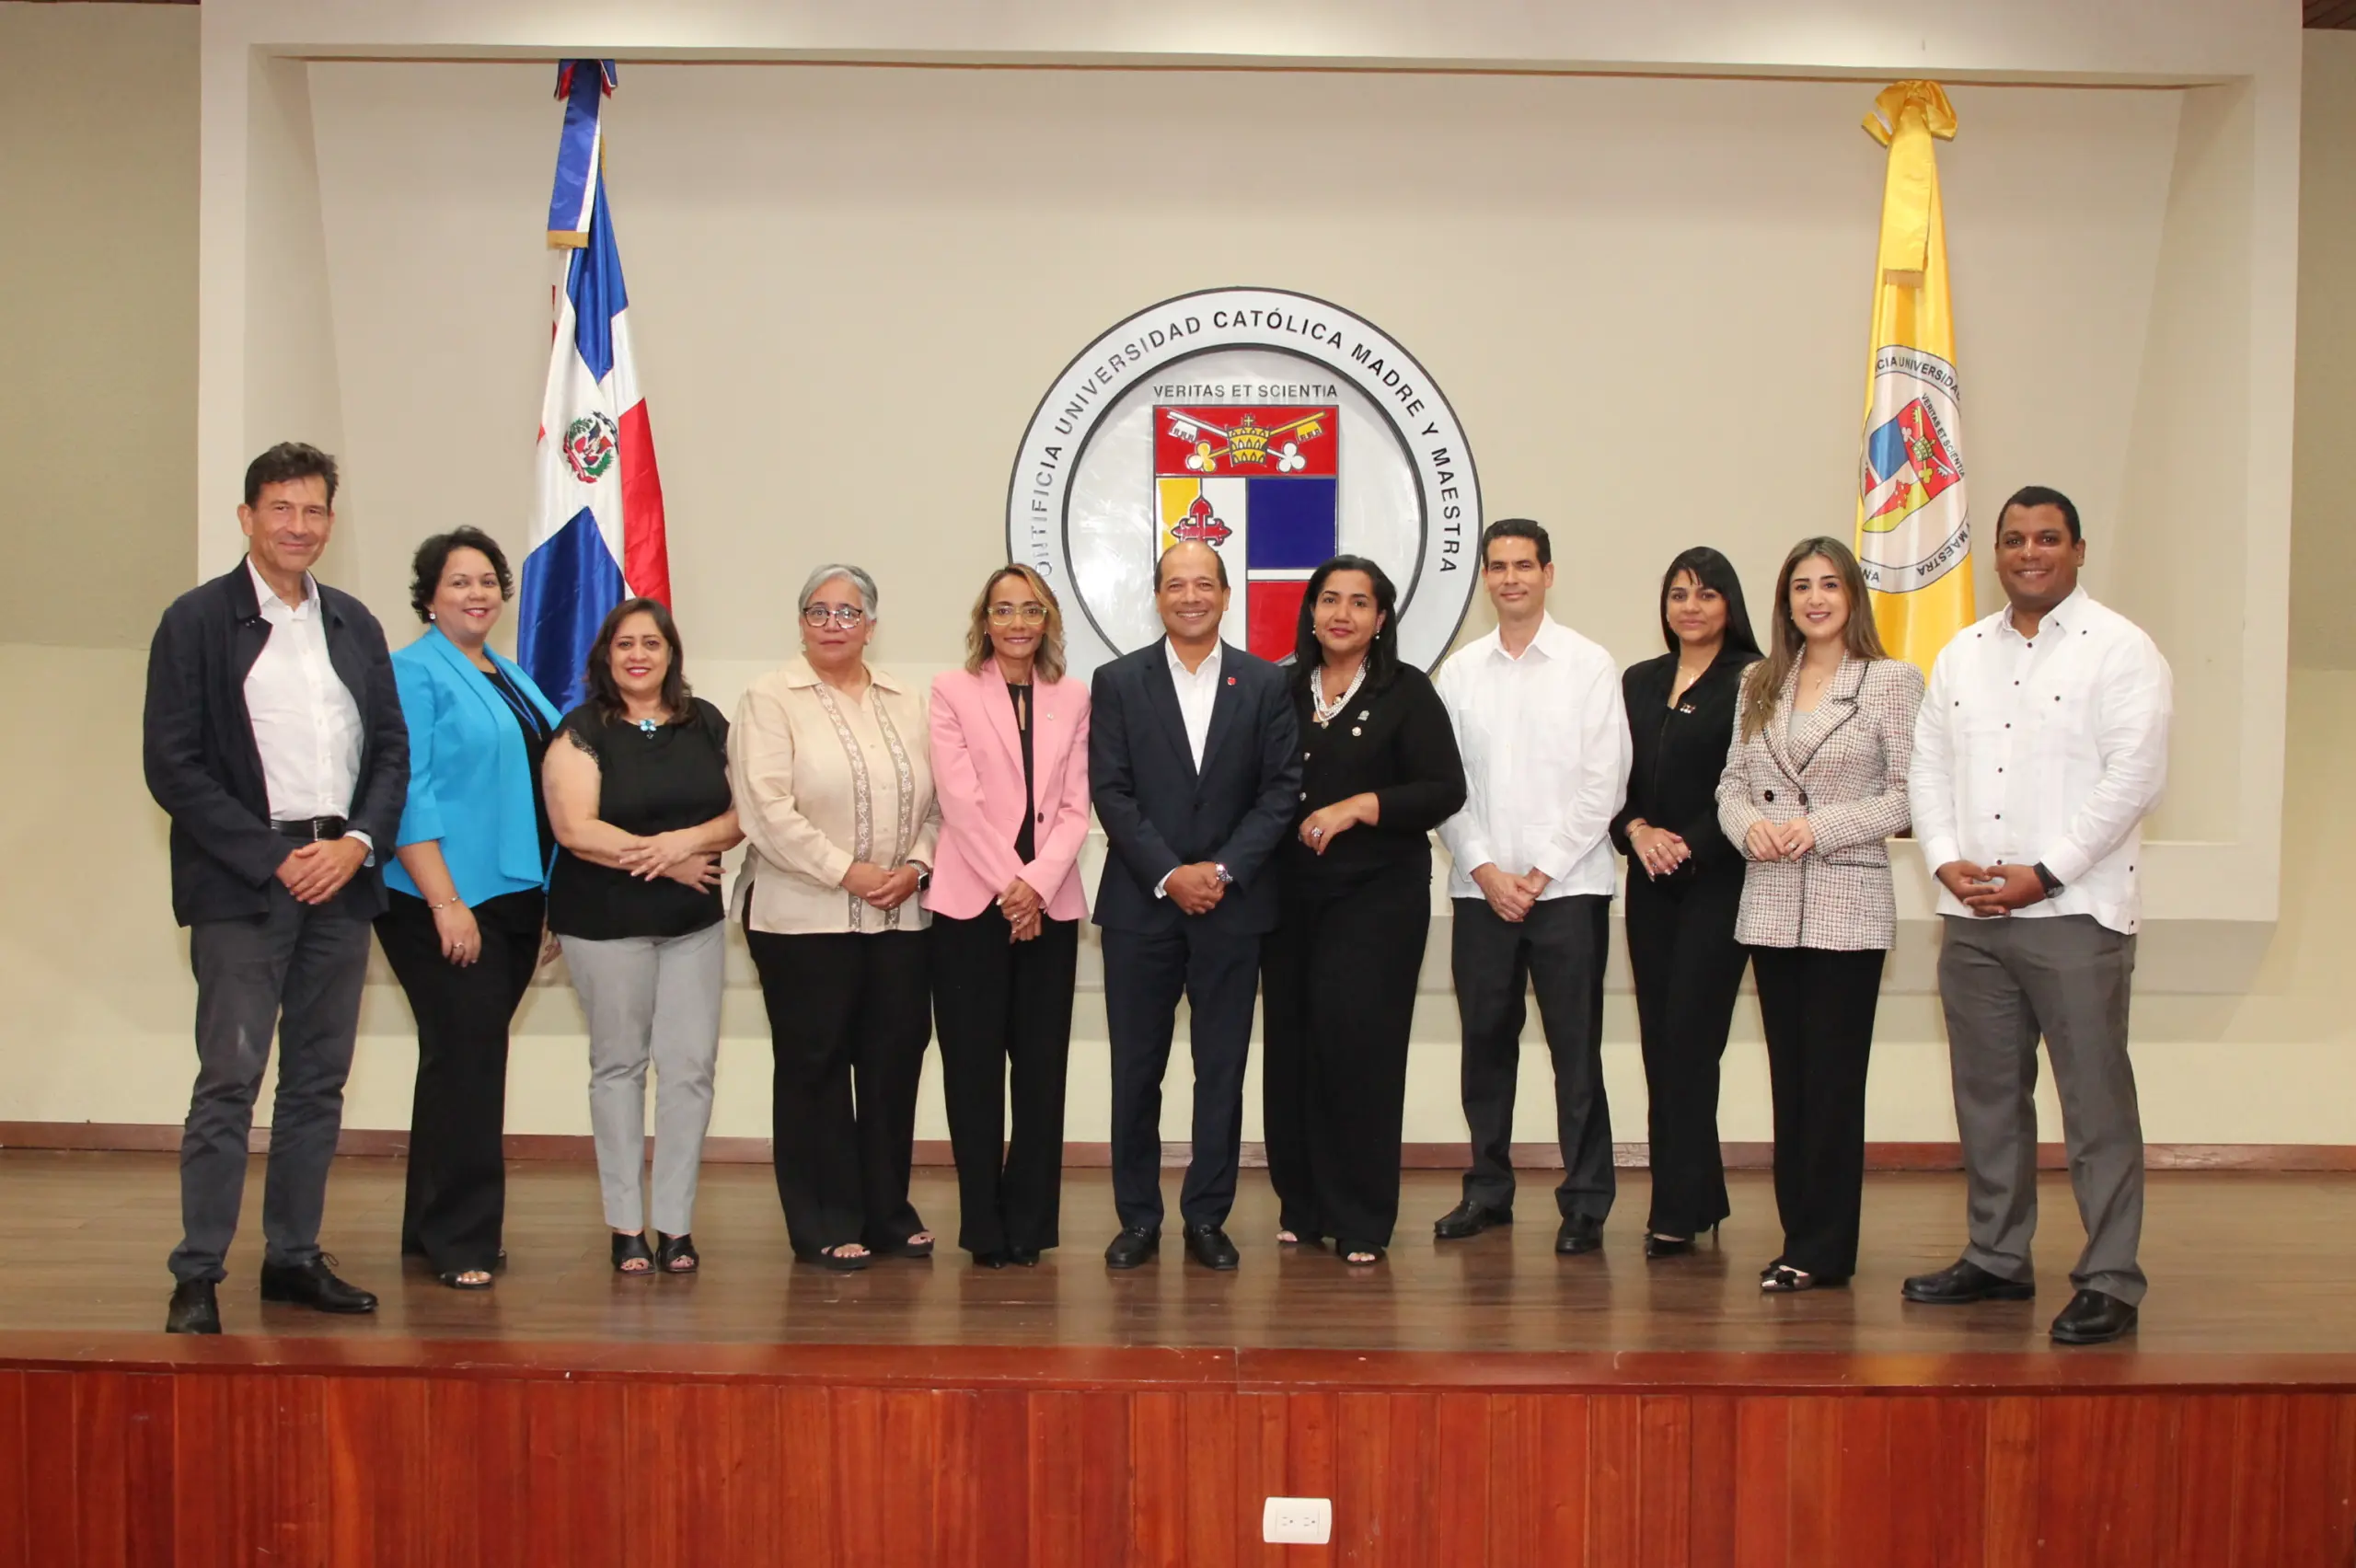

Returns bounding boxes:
[560,923,725,1237]
[172,889,372,1284]
[1937,913,2146,1304]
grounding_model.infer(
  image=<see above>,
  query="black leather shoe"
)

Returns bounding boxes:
[1008,1247,1042,1267]
[257,1255,378,1314]
[1554,1215,1604,1256]
[972,1251,1011,1269]
[165,1279,221,1335]
[1433,1200,1512,1240]
[1184,1223,1241,1271]
[1103,1226,1161,1270]
[1903,1258,2036,1305]
[1644,1234,1696,1260]
[2050,1288,2138,1345]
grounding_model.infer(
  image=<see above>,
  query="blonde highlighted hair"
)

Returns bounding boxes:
[963,563,1068,684]
[1739,536,1888,741]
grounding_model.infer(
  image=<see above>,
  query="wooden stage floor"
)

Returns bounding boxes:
[8,1153,2356,1565]
[8,1150,2356,1359]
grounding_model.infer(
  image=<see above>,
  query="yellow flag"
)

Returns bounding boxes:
[1854,81,1971,677]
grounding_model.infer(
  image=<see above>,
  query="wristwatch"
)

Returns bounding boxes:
[2032,862,2063,897]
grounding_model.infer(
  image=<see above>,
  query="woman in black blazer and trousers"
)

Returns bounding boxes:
[1611,548,1761,1259]
[1261,556,1466,1266]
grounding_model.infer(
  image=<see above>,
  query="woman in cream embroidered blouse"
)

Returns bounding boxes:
[729,563,940,1271]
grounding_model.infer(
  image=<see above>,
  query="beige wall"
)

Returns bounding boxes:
[0,4,198,649]
[3,6,2351,1152]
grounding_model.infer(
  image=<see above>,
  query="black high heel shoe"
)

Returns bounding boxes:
[612,1232,654,1276]
[1646,1221,1719,1261]
[654,1232,699,1274]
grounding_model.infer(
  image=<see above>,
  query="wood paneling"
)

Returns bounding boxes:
[5,1354,2343,1567]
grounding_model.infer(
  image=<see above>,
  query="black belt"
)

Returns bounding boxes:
[272,816,347,841]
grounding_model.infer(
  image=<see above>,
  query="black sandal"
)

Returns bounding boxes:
[654,1233,699,1274]
[798,1243,872,1273]
[612,1232,655,1276]
[1337,1242,1386,1267]
[876,1233,934,1261]
[439,1267,494,1291]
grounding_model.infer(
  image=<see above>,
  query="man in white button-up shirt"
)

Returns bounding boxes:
[1432,520,1631,1255]
[144,444,409,1335]
[1904,486,2172,1346]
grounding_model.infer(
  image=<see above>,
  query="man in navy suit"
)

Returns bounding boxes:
[1090,541,1300,1270]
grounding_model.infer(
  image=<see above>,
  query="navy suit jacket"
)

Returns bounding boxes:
[142,561,409,927]
[1089,640,1301,937]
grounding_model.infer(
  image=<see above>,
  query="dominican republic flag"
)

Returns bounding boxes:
[1154,405,1338,661]
[518,60,669,713]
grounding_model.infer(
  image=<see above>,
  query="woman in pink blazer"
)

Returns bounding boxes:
[926,564,1092,1267]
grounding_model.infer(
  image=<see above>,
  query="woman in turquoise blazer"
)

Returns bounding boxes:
[375,527,561,1289]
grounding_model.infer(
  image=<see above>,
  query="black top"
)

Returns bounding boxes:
[1281,663,1466,893]
[547,698,733,940]
[1009,681,1036,863]
[141,561,410,927]
[481,664,556,870]
[1610,644,1754,885]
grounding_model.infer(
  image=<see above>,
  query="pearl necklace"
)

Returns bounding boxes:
[1311,660,1367,728]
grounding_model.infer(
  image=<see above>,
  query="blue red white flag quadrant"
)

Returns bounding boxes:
[1153,405,1338,661]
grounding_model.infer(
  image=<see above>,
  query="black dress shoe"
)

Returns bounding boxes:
[1902,1258,2036,1305]
[1184,1223,1241,1271]
[1433,1200,1512,1240]
[1008,1247,1042,1267]
[165,1279,221,1335]
[258,1255,378,1314]
[1554,1215,1603,1256]
[2050,1288,2138,1344]
[972,1250,1011,1269]
[1103,1226,1161,1270]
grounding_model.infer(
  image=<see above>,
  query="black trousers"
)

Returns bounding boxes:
[1750,944,1886,1278]
[375,888,545,1274]
[1261,867,1428,1250]
[1623,870,1750,1237]
[1451,894,1614,1221]
[1101,923,1260,1231]
[930,908,1079,1255]
[745,927,930,1254]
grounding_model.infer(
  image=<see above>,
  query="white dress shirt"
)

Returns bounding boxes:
[1165,637,1224,769]
[1437,615,1631,902]
[1153,637,1226,899]
[242,559,369,845]
[1910,586,2171,935]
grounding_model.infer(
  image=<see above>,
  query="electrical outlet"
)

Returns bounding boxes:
[1262,1496,1333,1545]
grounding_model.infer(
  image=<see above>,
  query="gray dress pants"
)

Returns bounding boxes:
[1938,913,2146,1304]
[560,922,725,1237]
[171,888,372,1284]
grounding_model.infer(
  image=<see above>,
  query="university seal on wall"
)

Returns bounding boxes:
[1006,287,1482,680]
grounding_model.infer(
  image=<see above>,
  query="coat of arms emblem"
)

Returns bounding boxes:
[1153,404,1338,659]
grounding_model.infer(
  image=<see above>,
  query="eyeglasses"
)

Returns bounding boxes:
[801,604,867,629]
[987,604,1049,626]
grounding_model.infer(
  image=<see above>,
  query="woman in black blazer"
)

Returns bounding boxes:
[1260,556,1466,1266]
[1610,547,1762,1259]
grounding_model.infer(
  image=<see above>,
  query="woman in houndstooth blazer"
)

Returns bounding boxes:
[1716,536,1923,1295]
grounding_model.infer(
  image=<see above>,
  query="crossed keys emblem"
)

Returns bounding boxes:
[1165,409,1328,475]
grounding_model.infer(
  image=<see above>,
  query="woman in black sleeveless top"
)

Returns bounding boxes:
[543,598,741,1277]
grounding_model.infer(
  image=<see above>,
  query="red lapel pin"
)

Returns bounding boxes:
[1226,676,1236,686]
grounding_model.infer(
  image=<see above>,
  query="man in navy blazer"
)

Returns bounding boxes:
[1090,541,1300,1270]
[142,443,408,1334]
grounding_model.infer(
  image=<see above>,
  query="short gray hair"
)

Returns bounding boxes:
[797,563,880,621]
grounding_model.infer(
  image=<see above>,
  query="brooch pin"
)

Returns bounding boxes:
[1351,726,1363,736]
[1226,676,1236,686]
[1357,709,1369,721]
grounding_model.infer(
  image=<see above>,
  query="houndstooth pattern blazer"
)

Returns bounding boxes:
[1715,655,1925,951]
